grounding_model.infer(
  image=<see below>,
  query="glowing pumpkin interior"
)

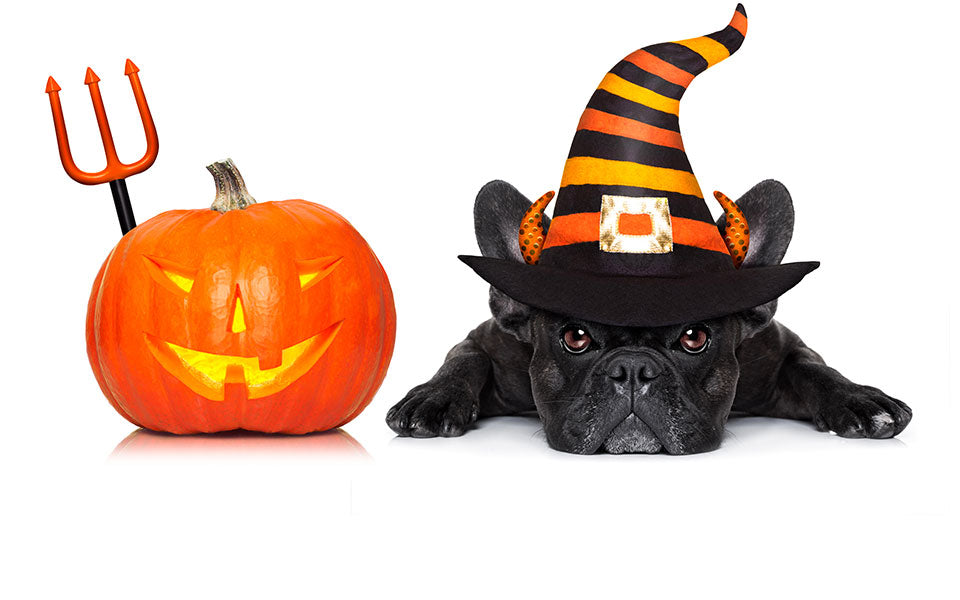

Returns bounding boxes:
[141,253,345,402]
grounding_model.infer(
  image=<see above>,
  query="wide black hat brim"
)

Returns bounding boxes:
[459,255,819,328]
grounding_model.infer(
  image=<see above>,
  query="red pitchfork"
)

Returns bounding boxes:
[45,59,159,234]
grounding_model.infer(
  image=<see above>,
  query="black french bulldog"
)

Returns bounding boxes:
[386,180,912,454]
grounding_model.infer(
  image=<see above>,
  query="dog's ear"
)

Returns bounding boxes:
[718,179,795,269]
[474,180,547,342]
[475,180,551,261]
[715,179,796,338]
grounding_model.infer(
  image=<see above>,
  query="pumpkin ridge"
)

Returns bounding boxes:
[265,201,333,431]
[110,225,161,426]
[87,255,143,427]
[147,210,205,426]
[140,212,213,431]
[340,261,396,427]
[286,202,358,431]
[138,223,193,432]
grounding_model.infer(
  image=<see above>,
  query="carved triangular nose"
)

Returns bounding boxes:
[230,286,246,334]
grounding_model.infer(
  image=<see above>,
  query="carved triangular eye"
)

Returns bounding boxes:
[143,255,197,296]
[296,256,343,290]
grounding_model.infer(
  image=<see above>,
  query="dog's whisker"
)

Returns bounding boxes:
[737,352,778,367]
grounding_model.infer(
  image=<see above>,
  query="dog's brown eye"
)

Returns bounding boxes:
[561,327,592,354]
[679,326,709,354]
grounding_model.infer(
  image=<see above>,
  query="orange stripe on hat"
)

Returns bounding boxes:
[560,156,704,198]
[577,109,685,150]
[675,36,731,68]
[729,10,748,36]
[622,49,695,88]
[543,211,729,255]
[596,73,681,115]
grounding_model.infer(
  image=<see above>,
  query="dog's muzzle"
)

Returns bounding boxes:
[597,349,666,454]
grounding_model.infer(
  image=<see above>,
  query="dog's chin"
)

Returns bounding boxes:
[600,414,663,454]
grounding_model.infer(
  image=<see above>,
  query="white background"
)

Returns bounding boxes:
[2,0,957,597]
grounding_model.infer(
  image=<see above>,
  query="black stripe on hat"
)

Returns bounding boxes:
[585,89,680,132]
[567,129,693,172]
[539,241,735,277]
[706,27,745,55]
[553,184,716,223]
[643,42,709,76]
[608,60,687,101]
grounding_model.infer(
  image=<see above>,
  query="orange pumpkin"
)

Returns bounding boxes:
[86,159,396,434]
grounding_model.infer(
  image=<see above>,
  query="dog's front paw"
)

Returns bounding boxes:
[386,381,479,438]
[813,385,912,439]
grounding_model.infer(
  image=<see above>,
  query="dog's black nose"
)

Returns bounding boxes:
[604,353,663,382]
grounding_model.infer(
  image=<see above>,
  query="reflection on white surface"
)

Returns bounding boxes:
[385,414,908,459]
[110,427,370,460]
[723,414,908,450]
[107,413,909,463]
[364,413,929,533]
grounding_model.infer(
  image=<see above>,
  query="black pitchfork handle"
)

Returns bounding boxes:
[109,179,137,234]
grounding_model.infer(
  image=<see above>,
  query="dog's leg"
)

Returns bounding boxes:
[735,323,912,438]
[386,334,491,437]
[776,347,912,438]
[386,180,541,438]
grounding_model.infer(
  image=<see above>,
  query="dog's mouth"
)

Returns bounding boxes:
[600,413,663,454]
[144,321,342,402]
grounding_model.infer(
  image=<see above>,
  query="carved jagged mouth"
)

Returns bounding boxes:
[144,321,343,402]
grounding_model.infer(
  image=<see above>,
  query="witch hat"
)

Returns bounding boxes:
[460,4,818,328]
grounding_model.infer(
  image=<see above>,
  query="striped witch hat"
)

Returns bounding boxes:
[461,4,818,327]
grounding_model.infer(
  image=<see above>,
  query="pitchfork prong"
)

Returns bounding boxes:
[84,67,122,169]
[45,75,98,185]
[123,59,160,175]
[45,59,160,186]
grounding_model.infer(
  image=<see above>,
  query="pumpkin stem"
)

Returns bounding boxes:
[207,159,257,213]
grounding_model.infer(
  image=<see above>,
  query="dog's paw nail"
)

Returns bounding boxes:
[409,422,439,438]
[868,412,896,438]
[439,421,464,437]
[836,422,864,438]
[386,409,411,435]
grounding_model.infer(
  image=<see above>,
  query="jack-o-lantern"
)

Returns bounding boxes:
[86,160,396,434]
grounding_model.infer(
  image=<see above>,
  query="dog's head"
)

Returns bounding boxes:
[475,179,796,454]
